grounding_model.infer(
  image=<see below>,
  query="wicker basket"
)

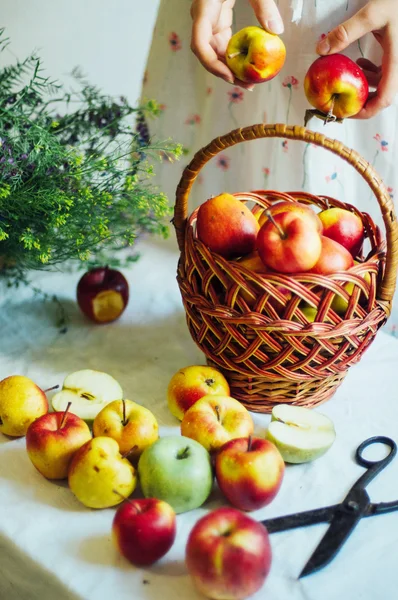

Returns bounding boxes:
[173,124,398,413]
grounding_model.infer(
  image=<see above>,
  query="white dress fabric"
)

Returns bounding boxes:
[142,0,398,334]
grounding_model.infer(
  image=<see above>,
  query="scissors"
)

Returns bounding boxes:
[261,436,398,578]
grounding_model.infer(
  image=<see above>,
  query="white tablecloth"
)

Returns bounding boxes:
[1,238,398,600]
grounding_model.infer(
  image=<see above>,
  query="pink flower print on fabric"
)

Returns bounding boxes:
[169,32,182,52]
[185,114,201,125]
[282,76,299,90]
[228,88,244,104]
[282,140,288,153]
[217,154,230,171]
[374,134,388,152]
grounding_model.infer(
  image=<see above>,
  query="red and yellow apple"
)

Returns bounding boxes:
[180,395,254,453]
[304,54,369,119]
[309,236,354,275]
[236,251,268,274]
[318,207,364,256]
[77,266,129,324]
[0,375,49,438]
[257,211,322,273]
[259,201,323,233]
[167,365,230,421]
[26,404,92,479]
[226,26,286,84]
[112,498,176,566]
[93,399,159,462]
[186,507,272,600]
[215,437,285,511]
[196,193,259,259]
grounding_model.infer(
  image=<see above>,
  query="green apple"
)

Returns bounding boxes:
[266,404,336,463]
[137,436,213,514]
[52,369,123,424]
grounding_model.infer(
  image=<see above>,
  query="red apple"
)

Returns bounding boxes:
[318,207,364,257]
[226,26,286,84]
[259,201,323,233]
[77,266,129,324]
[215,437,285,511]
[304,54,369,119]
[26,403,92,479]
[112,498,176,566]
[181,395,254,454]
[310,236,354,275]
[167,365,230,421]
[257,211,322,273]
[196,193,260,259]
[186,507,272,600]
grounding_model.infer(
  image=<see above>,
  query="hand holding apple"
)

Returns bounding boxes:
[181,395,254,453]
[112,497,176,566]
[167,365,230,421]
[77,266,129,323]
[186,507,272,600]
[0,375,49,437]
[26,402,92,479]
[93,399,158,462]
[215,436,285,511]
[304,54,369,121]
[226,26,286,84]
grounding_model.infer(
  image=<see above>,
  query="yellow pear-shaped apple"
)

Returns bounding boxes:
[0,375,48,437]
[68,436,136,509]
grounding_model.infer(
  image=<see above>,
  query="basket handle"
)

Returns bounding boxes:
[174,123,398,310]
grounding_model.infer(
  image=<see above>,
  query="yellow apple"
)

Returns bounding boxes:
[0,375,49,437]
[180,395,254,453]
[93,399,159,462]
[167,365,230,421]
[68,436,136,509]
[331,261,371,315]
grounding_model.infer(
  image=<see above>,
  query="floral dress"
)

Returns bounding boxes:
[142,0,398,336]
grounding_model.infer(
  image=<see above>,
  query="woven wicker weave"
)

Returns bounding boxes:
[174,124,398,413]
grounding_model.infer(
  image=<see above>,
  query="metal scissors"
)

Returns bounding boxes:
[261,436,398,578]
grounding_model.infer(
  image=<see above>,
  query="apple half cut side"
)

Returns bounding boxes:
[266,404,336,464]
[52,369,123,424]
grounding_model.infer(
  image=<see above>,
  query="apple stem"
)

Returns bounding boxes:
[44,385,59,393]
[122,446,138,459]
[59,401,72,429]
[122,399,127,426]
[247,435,253,452]
[325,95,338,124]
[215,405,221,423]
[265,210,287,240]
[112,489,136,507]
[227,51,244,59]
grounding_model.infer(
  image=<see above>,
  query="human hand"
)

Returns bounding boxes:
[316,0,398,118]
[190,0,284,88]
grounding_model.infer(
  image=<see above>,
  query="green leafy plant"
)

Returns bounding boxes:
[0,30,181,284]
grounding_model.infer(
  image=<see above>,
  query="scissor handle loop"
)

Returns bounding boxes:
[355,436,397,470]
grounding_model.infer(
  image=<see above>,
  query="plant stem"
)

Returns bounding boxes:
[247,436,253,452]
[59,401,72,429]
[122,398,127,426]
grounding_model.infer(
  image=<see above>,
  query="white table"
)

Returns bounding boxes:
[1,238,398,600]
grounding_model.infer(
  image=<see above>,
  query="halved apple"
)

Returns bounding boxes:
[52,369,123,424]
[266,404,336,463]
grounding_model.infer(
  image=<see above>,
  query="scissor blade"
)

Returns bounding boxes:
[299,507,362,578]
[262,505,339,533]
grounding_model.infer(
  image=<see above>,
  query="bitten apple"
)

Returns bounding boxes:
[309,236,354,275]
[186,507,272,600]
[215,437,285,511]
[181,395,254,453]
[226,26,286,84]
[77,266,129,323]
[112,498,176,566]
[257,211,322,273]
[259,201,323,233]
[266,404,336,463]
[318,207,364,256]
[26,404,92,479]
[93,399,158,462]
[0,375,49,438]
[68,436,136,509]
[304,54,369,119]
[196,193,259,259]
[167,365,230,421]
